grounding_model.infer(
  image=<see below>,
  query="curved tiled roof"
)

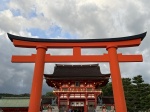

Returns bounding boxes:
[0,97,29,107]
[44,64,110,79]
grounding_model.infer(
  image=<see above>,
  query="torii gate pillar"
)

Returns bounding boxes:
[28,46,47,112]
[107,46,127,111]
[7,32,146,112]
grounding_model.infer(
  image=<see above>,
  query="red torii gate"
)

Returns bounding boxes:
[7,32,146,112]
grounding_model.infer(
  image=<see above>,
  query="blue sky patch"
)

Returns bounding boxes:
[48,25,62,37]
[28,10,37,18]
[11,9,21,16]
[27,28,47,38]
[0,0,10,11]
[27,25,78,39]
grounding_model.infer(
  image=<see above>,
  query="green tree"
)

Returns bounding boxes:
[122,78,135,111]
[102,82,113,96]
[45,92,55,97]
[102,75,150,112]
[131,75,150,111]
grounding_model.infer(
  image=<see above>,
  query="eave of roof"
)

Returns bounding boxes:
[44,64,109,77]
[7,32,146,42]
[56,64,99,67]
[44,74,110,80]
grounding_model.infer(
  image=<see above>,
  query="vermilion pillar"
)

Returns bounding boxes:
[28,46,47,112]
[58,93,60,109]
[107,46,127,112]
[85,93,88,112]
[95,94,97,108]
[67,93,70,111]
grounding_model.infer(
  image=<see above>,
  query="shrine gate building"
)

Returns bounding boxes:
[44,64,110,112]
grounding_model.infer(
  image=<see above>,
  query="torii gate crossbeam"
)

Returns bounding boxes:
[7,32,146,112]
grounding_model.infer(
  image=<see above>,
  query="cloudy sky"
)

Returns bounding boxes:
[0,0,150,94]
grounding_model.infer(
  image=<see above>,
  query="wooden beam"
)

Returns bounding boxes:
[11,54,142,63]
[12,38,141,48]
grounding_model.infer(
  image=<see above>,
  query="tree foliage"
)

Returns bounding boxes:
[45,91,56,97]
[0,93,30,98]
[102,75,150,112]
